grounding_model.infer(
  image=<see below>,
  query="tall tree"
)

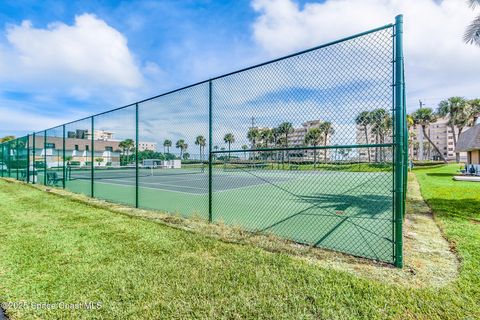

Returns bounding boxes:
[247,128,259,148]
[195,135,206,162]
[464,0,480,46]
[467,98,480,126]
[259,128,272,148]
[175,139,187,159]
[163,139,172,154]
[355,111,372,162]
[319,121,334,162]
[223,133,235,159]
[119,139,134,164]
[247,127,259,161]
[437,97,469,162]
[277,122,294,147]
[370,109,391,162]
[277,122,294,164]
[411,108,447,163]
[304,128,322,168]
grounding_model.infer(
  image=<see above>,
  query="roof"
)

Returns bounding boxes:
[456,124,480,152]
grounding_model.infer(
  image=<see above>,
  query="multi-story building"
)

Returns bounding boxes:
[288,120,330,160]
[355,124,393,162]
[31,129,158,167]
[410,117,467,162]
[137,141,157,152]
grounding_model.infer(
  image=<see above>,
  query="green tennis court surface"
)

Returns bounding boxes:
[37,169,394,262]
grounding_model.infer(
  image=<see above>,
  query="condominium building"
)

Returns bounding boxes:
[288,120,330,160]
[355,125,393,162]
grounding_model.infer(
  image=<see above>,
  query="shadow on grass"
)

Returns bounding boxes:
[425,198,480,221]
[426,173,456,177]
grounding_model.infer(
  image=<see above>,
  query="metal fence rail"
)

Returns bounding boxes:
[0,16,406,267]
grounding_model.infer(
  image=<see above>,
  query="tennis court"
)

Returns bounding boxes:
[42,166,393,262]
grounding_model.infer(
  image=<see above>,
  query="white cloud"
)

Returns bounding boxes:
[251,0,480,112]
[0,13,144,100]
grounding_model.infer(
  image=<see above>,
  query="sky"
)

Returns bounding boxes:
[0,0,479,142]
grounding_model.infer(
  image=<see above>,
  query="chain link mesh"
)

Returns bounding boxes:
[0,23,404,264]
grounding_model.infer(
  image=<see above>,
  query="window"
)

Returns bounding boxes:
[86,145,89,151]
[105,146,113,152]
[448,148,453,151]
[75,145,79,151]
[45,143,55,149]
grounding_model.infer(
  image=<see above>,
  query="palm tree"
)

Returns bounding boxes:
[247,127,260,162]
[223,133,235,159]
[355,111,372,162]
[277,122,294,147]
[247,128,259,147]
[370,109,391,162]
[304,128,322,168]
[119,139,134,165]
[437,97,469,162]
[241,144,248,159]
[464,0,480,46]
[259,128,272,148]
[411,108,447,163]
[319,121,334,162]
[467,99,480,126]
[163,139,172,154]
[195,135,206,162]
[175,139,187,159]
[277,122,294,165]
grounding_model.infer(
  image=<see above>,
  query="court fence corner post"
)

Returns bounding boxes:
[26,134,30,183]
[91,116,94,198]
[44,130,47,185]
[135,103,139,208]
[32,132,36,184]
[394,14,404,268]
[208,80,213,223]
[62,125,66,189]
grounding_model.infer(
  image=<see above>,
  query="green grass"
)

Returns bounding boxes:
[0,165,478,319]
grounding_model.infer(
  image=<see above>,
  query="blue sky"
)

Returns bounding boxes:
[0,0,478,139]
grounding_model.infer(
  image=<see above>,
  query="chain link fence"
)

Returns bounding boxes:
[0,17,406,266]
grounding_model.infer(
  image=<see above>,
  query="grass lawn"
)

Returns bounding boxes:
[0,164,478,319]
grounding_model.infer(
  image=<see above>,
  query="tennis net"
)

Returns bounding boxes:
[68,165,206,180]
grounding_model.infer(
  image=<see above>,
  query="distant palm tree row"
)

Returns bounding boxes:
[355,108,392,163]
[410,97,480,163]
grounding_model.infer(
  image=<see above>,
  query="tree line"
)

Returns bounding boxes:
[410,97,480,163]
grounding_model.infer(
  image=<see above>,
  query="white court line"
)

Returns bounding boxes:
[100,178,207,191]
[94,180,205,195]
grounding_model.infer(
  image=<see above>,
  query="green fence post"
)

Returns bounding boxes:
[208,80,213,223]
[26,134,30,182]
[63,125,66,189]
[91,116,94,197]
[394,14,405,268]
[135,103,139,208]
[15,139,19,180]
[32,133,36,184]
[0,143,3,178]
[44,131,47,185]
